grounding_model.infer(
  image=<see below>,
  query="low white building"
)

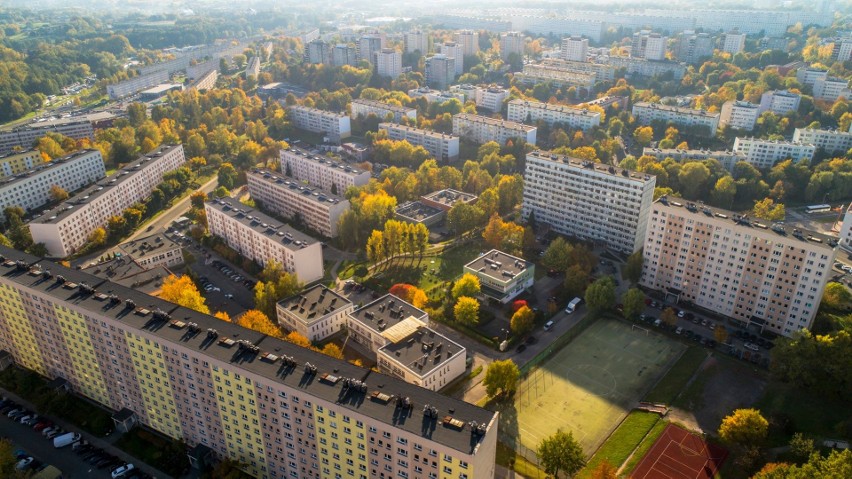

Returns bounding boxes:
[641,147,745,171]
[792,127,852,155]
[720,101,759,131]
[732,137,815,169]
[347,294,429,353]
[721,31,746,54]
[840,204,852,252]
[287,105,351,141]
[377,324,466,391]
[276,285,353,341]
[452,113,537,145]
[758,90,801,115]
[514,62,597,89]
[463,249,534,303]
[632,102,719,137]
[448,85,509,112]
[507,99,601,131]
[350,99,417,123]
[379,123,460,162]
[813,77,852,102]
[117,233,183,269]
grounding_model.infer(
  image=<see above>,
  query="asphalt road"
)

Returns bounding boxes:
[125,175,219,243]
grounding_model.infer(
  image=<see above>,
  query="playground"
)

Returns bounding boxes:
[495,318,686,457]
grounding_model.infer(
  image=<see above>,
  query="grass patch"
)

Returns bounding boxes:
[577,411,662,478]
[114,427,190,477]
[621,417,669,474]
[496,441,546,478]
[469,365,483,379]
[337,260,366,280]
[757,380,850,446]
[643,347,707,404]
[364,242,481,293]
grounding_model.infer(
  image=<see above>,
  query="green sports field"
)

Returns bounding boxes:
[496,318,685,456]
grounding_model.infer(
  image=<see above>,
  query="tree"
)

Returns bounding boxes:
[237,310,282,338]
[714,324,729,344]
[585,276,616,313]
[87,227,107,247]
[49,184,69,202]
[661,307,678,327]
[625,250,643,284]
[822,282,852,310]
[718,408,769,448]
[253,261,303,318]
[678,162,711,199]
[537,429,586,478]
[454,297,480,326]
[770,330,852,400]
[633,126,654,146]
[563,265,589,298]
[190,191,207,209]
[622,288,645,320]
[0,232,11,248]
[482,213,525,255]
[0,438,17,477]
[284,331,312,348]
[160,275,210,314]
[218,162,238,189]
[510,306,535,336]
[752,449,852,479]
[711,176,737,208]
[483,359,520,397]
[321,343,344,359]
[753,197,786,221]
[788,433,815,462]
[541,237,573,272]
[589,461,617,479]
[214,311,231,322]
[388,283,428,309]
[366,230,385,264]
[452,273,481,300]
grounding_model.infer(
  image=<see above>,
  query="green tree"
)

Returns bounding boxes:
[510,306,535,336]
[483,359,520,397]
[625,250,643,284]
[752,449,852,478]
[49,184,69,202]
[633,126,654,146]
[541,237,573,272]
[452,273,481,300]
[585,276,616,313]
[454,296,480,326]
[190,191,207,209]
[537,429,586,478]
[127,102,147,126]
[622,288,645,320]
[563,265,589,298]
[788,433,815,462]
[678,162,711,199]
[218,162,238,189]
[718,408,769,448]
[661,307,678,327]
[822,282,852,310]
[447,202,484,234]
[711,175,737,208]
[0,232,12,248]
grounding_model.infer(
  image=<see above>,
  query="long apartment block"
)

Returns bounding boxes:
[522,150,656,253]
[514,63,597,89]
[641,147,745,171]
[0,120,96,156]
[286,105,351,141]
[0,150,44,179]
[640,196,837,336]
[452,114,537,146]
[279,146,370,193]
[106,70,170,99]
[732,137,815,169]
[507,99,601,132]
[631,102,719,136]
[792,127,852,155]
[0,149,105,222]
[0,246,497,479]
[205,199,324,283]
[246,168,350,238]
[350,99,417,123]
[29,144,186,257]
[379,123,460,162]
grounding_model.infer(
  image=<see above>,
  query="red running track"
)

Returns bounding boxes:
[631,424,728,479]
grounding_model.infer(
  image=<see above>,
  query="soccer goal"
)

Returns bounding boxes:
[632,324,650,335]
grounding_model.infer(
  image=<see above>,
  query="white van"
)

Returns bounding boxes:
[565,297,582,314]
[53,432,81,448]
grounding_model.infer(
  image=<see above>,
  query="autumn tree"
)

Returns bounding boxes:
[510,306,535,336]
[389,283,428,309]
[661,307,678,327]
[190,190,207,209]
[321,343,344,359]
[160,274,210,314]
[563,265,590,298]
[625,250,643,284]
[718,408,769,448]
[752,449,852,479]
[87,227,107,247]
[633,125,654,146]
[622,288,645,320]
[585,276,616,313]
[541,237,573,272]
[452,273,481,299]
[589,461,618,479]
[537,429,586,478]
[284,331,312,348]
[237,310,283,338]
[714,324,729,344]
[254,261,303,318]
[482,213,525,255]
[218,162,239,189]
[822,282,852,310]
[49,184,69,202]
[483,359,520,397]
[214,311,232,322]
[753,197,785,221]
[454,296,480,326]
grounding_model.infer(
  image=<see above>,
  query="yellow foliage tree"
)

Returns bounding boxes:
[284,331,312,348]
[237,310,282,338]
[160,275,210,314]
[321,343,344,359]
[214,311,231,322]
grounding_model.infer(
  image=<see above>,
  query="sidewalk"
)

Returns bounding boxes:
[0,387,173,479]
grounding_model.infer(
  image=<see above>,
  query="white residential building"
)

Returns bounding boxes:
[515,62,597,89]
[332,44,358,67]
[522,150,656,253]
[792,127,852,155]
[641,196,837,337]
[117,233,184,269]
[347,294,429,353]
[245,56,261,79]
[561,36,589,62]
[732,137,815,169]
[375,49,402,79]
[758,90,801,115]
[425,55,456,90]
[721,31,746,54]
[840,204,852,252]
[0,150,43,179]
[404,30,429,54]
[813,77,852,102]
[350,99,416,123]
[377,324,466,391]
[632,31,667,61]
[276,284,353,342]
[632,102,720,136]
[204,199,324,283]
[452,113,537,145]
[540,58,616,82]
[673,31,714,64]
[279,146,370,193]
[454,30,479,56]
[720,101,759,131]
[0,149,105,222]
[447,84,509,111]
[247,168,350,238]
[29,144,186,257]
[439,42,465,76]
[641,147,745,171]
[0,118,99,156]
[287,105,352,141]
[379,123,460,162]
[796,67,828,87]
[500,32,525,61]
[507,99,601,131]
[306,40,332,65]
[358,34,385,64]
[509,16,605,42]
[464,249,535,303]
[106,70,169,99]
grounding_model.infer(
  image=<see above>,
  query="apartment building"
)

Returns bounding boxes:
[246,56,261,79]
[641,147,745,171]
[246,168,350,238]
[632,102,719,137]
[758,90,801,115]
[347,294,430,353]
[795,67,827,87]
[732,137,815,169]
[0,120,96,156]
[463,249,534,303]
[332,44,358,67]
[0,150,43,179]
[499,32,524,61]
[603,56,686,80]
[279,146,370,193]
[117,233,183,269]
[407,87,466,104]
[514,63,597,89]
[537,58,616,82]
[377,323,466,391]
[581,95,628,111]
[0,149,105,222]
[448,85,509,112]
[792,127,852,155]
[840,204,852,252]
[350,99,417,123]
[306,40,332,65]
[721,31,746,54]
[287,106,351,142]
[420,189,477,212]
[29,145,186,257]
[425,55,456,90]
[404,30,429,54]
[439,42,465,76]
[454,30,479,56]
[276,285,353,342]
[190,69,219,91]
[640,196,837,336]
[379,123,460,162]
[561,36,588,62]
[375,49,402,79]
[507,99,601,131]
[204,199,323,283]
[673,31,714,64]
[813,77,852,102]
[452,114,537,146]
[509,16,605,42]
[106,70,170,100]
[0,246,497,479]
[358,34,385,64]
[522,150,656,253]
[720,101,759,131]
[632,31,667,61]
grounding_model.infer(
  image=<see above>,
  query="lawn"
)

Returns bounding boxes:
[114,428,189,477]
[757,381,850,446]
[643,347,708,404]
[496,441,546,479]
[577,411,663,478]
[621,418,669,475]
[364,242,482,294]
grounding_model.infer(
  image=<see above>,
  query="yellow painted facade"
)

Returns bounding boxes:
[53,306,110,406]
[0,284,45,374]
[314,405,369,479]
[440,453,472,479]
[211,365,267,478]
[124,332,182,439]
[0,150,43,179]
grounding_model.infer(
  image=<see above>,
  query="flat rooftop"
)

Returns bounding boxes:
[643,147,742,157]
[379,123,459,140]
[509,99,600,117]
[657,196,838,248]
[379,326,465,378]
[527,149,655,184]
[117,233,181,260]
[248,168,345,205]
[30,144,182,224]
[633,102,719,117]
[465,249,532,284]
[288,104,347,118]
[735,137,813,147]
[140,83,183,95]
[349,294,428,335]
[3,111,117,133]
[79,257,172,295]
[281,146,367,177]
[351,99,416,114]
[0,246,494,455]
[395,201,444,223]
[0,149,101,188]
[277,284,352,325]
[205,199,318,248]
[454,113,537,131]
[421,189,477,208]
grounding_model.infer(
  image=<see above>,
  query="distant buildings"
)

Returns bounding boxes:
[721,31,746,54]
[673,31,714,64]
[455,30,479,56]
[720,101,760,131]
[813,77,852,102]
[306,39,332,65]
[561,36,589,62]
[641,147,744,171]
[632,102,720,136]
[276,284,353,342]
[632,31,667,61]
[452,113,537,145]
[522,150,656,253]
[758,90,801,115]
[425,55,456,90]
[732,137,815,169]
[507,99,601,131]
[379,123,460,162]
[375,49,402,78]
[449,84,509,112]
[404,30,429,54]
[245,56,261,79]
[358,33,385,64]
[287,105,352,141]
[0,115,106,156]
[332,44,358,67]
[464,249,534,303]
[792,127,852,155]
[350,99,417,123]
[106,70,169,99]
[641,195,836,337]
[279,146,370,193]
[514,62,597,89]
[499,32,524,61]
[439,42,465,76]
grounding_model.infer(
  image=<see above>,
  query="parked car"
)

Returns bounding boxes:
[543,320,555,331]
[744,342,759,351]
[15,457,33,470]
[675,327,683,335]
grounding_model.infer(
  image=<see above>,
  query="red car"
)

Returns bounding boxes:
[33,421,53,432]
